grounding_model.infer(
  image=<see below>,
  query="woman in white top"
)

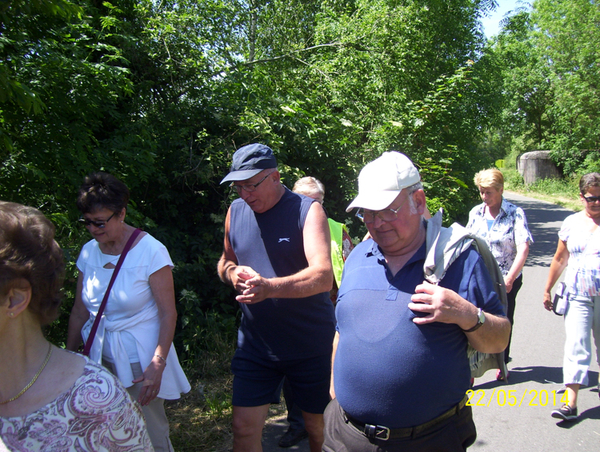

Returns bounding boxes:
[67,172,190,452]
[1,201,152,451]
[543,172,600,421]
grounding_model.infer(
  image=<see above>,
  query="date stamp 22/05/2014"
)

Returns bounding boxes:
[466,389,569,408]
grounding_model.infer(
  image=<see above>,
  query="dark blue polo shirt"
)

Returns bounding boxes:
[334,238,504,428]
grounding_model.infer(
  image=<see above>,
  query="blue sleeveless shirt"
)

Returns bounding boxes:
[229,188,335,360]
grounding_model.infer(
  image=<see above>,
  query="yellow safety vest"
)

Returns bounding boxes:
[328,218,347,287]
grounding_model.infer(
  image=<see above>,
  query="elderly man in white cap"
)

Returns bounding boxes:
[323,151,510,452]
[217,143,335,452]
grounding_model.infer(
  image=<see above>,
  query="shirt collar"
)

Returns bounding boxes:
[499,197,509,216]
[477,197,507,217]
[365,236,427,269]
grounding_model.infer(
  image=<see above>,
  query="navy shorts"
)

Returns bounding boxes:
[231,348,331,413]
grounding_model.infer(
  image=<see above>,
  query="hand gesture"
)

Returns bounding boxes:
[408,281,475,329]
[230,266,272,304]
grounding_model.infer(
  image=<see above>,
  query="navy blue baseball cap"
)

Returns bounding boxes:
[220,143,278,184]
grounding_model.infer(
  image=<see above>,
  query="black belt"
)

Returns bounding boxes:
[343,395,468,441]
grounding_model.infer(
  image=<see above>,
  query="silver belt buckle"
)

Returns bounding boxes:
[365,423,390,440]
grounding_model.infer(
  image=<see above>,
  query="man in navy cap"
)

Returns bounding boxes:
[217,143,335,452]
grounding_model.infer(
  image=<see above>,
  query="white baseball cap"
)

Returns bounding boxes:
[346,151,421,212]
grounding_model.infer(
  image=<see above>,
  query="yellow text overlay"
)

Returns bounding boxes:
[466,389,568,407]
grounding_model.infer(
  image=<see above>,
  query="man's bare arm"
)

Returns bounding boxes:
[217,207,238,285]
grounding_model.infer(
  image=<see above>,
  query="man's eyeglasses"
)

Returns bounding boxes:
[583,195,600,203]
[79,212,116,228]
[231,173,271,194]
[356,198,408,224]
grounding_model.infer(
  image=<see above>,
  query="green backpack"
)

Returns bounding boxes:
[424,209,509,380]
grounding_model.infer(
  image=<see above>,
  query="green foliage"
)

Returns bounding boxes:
[526,176,579,199]
[0,0,138,207]
[0,0,81,120]
[502,168,525,191]
[503,168,582,211]
[485,0,600,176]
[1,0,516,369]
[485,8,553,147]
[550,148,600,178]
[225,0,491,229]
[581,151,600,174]
[534,0,600,152]
[176,306,238,379]
[418,147,477,226]
[3,1,596,445]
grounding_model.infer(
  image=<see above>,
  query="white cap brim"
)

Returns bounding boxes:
[346,190,401,212]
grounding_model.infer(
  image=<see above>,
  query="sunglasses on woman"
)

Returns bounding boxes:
[583,195,600,203]
[78,212,116,228]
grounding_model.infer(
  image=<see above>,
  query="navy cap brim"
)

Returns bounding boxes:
[220,168,265,184]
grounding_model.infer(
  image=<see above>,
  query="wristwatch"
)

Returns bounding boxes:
[462,308,485,333]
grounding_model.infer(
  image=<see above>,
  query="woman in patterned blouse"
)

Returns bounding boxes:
[0,201,152,451]
[466,168,533,381]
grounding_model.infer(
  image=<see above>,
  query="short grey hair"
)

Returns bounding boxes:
[406,182,424,214]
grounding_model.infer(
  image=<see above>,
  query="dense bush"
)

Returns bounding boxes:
[8,0,587,366]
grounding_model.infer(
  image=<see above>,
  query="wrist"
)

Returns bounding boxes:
[153,354,167,365]
[225,264,237,284]
[462,307,485,333]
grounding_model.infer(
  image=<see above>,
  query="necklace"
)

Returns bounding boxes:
[101,225,132,256]
[0,343,53,405]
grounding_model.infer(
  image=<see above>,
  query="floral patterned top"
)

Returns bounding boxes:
[466,198,533,277]
[559,211,600,297]
[0,357,153,451]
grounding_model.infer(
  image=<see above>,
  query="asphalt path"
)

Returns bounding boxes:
[262,192,600,451]
[470,192,599,451]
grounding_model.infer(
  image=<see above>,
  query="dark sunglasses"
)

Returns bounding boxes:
[583,195,600,203]
[78,212,116,228]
